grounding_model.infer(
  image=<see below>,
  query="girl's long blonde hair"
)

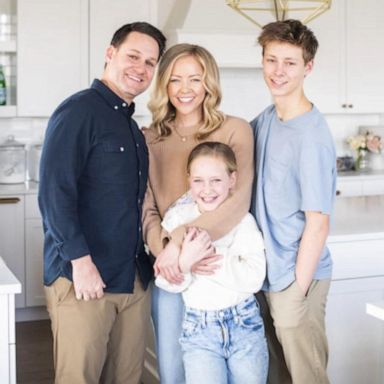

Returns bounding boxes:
[148,43,225,141]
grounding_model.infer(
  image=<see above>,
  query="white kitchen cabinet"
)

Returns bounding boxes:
[25,195,44,307]
[0,257,21,384]
[326,277,384,384]
[306,0,384,114]
[17,0,89,116]
[0,195,25,308]
[336,173,384,197]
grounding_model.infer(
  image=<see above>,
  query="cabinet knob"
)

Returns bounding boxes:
[341,104,347,108]
[336,190,341,196]
[0,197,21,204]
[348,104,354,108]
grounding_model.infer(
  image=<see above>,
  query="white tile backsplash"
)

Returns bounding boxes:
[0,117,47,147]
[325,114,382,156]
[0,97,383,159]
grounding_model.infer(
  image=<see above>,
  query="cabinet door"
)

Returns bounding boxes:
[363,178,384,196]
[89,0,158,117]
[335,178,363,197]
[305,0,346,113]
[17,0,88,116]
[346,0,384,113]
[327,277,384,384]
[0,196,25,308]
[25,218,45,307]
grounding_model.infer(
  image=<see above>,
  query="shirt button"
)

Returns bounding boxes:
[138,198,141,204]
[120,147,125,152]
[139,227,142,232]
[122,103,127,107]
[138,170,142,176]
[136,143,139,148]
[114,105,118,110]
[135,254,139,258]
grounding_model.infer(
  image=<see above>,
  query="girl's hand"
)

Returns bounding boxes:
[191,254,223,275]
[179,227,216,273]
[154,241,184,284]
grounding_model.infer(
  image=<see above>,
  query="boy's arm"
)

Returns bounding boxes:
[295,211,330,294]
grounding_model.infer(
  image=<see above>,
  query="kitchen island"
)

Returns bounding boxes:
[326,195,384,384]
[0,257,21,384]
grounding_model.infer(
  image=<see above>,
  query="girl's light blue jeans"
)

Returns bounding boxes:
[179,295,268,384]
[151,284,185,384]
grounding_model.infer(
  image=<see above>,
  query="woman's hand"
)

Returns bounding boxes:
[179,227,217,273]
[154,240,184,284]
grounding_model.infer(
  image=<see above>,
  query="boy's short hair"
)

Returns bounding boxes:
[258,19,318,64]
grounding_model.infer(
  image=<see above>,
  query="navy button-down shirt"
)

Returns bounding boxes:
[39,79,151,293]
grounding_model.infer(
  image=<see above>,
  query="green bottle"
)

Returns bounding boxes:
[0,65,7,106]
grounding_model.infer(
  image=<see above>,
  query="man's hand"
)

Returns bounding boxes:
[179,227,216,273]
[154,241,184,284]
[71,255,106,301]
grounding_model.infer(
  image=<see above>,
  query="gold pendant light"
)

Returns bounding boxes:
[226,0,332,28]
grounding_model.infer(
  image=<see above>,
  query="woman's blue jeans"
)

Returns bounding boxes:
[151,284,185,384]
[179,295,268,384]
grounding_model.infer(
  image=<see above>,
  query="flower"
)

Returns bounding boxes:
[347,131,382,154]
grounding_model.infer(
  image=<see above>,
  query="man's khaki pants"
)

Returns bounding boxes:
[45,276,151,384]
[260,279,331,384]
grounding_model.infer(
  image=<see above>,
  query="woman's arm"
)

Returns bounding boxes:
[170,118,255,246]
[206,215,266,293]
[142,180,168,257]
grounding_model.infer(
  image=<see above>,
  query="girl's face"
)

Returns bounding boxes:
[167,55,206,120]
[189,155,236,212]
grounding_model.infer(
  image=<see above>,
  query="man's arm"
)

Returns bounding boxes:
[295,211,330,294]
[39,101,104,300]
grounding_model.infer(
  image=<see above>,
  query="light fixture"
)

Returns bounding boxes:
[226,0,332,28]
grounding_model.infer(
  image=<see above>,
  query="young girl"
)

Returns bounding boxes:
[156,142,268,384]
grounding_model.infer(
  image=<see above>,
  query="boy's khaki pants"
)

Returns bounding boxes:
[259,279,331,384]
[45,275,151,384]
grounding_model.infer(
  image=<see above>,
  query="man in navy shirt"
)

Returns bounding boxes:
[39,22,166,384]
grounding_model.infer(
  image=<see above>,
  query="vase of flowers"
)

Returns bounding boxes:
[347,131,382,171]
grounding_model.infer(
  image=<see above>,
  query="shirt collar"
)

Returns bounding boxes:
[91,79,135,117]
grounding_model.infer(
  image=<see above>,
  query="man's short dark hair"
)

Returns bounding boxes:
[110,22,166,60]
[258,19,318,64]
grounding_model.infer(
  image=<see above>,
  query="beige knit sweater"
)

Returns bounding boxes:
[142,115,254,257]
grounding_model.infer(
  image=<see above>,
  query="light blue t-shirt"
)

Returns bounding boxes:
[251,104,336,292]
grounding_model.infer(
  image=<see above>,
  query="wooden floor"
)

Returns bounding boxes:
[16,320,54,384]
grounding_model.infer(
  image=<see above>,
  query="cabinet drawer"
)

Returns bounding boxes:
[336,179,363,197]
[328,238,384,280]
[25,194,41,219]
[363,179,384,195]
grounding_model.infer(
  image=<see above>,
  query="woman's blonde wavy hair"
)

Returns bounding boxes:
[148,43,225,141]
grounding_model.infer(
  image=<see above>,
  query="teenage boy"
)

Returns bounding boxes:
[39,22,166,384]
[251,19,336,384]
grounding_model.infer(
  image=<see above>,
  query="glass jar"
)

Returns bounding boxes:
[28,143,42,182]
[0,135,26,184]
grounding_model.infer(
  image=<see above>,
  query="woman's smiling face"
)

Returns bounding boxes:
[167,55,206,120]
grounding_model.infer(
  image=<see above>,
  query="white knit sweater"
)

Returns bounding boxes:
[155,197,266,310]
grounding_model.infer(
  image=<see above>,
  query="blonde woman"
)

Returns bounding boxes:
[142,43,254,383]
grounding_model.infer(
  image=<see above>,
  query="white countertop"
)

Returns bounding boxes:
[337,169,384,180]
[0,257,22,295]
[329,195,384,241]
[0,181,39,196]
[366,301,384,321]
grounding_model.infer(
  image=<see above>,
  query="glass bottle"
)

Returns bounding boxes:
[0,64,6,105]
